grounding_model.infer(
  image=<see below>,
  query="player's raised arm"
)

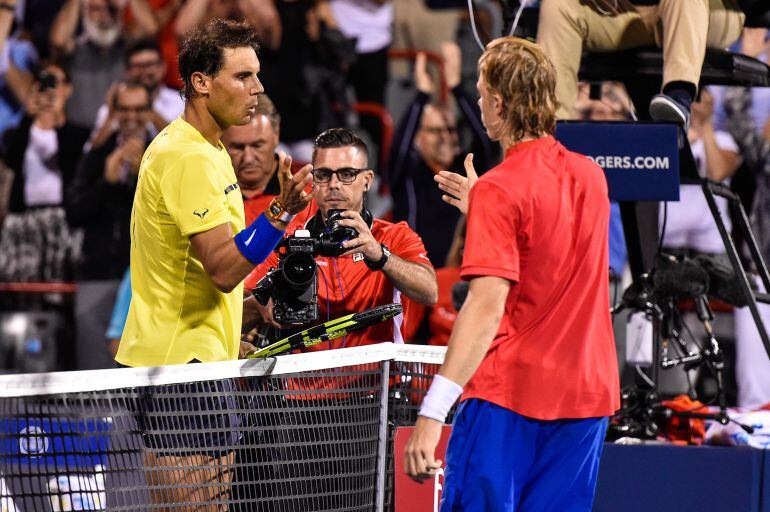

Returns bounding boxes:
[191,152,314,293]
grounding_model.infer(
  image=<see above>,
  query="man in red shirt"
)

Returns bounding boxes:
[241,127,437,511]
[243,127,438,348]
[404,37,619,511]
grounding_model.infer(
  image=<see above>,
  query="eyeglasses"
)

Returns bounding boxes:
[312,167,367,184]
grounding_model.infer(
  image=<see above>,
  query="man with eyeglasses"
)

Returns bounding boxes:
[388,42,495,267]
[244,127,437,349]
[65,81,152,370]
[90,38,184,148]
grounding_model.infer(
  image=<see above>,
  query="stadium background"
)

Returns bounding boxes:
[0,0,769,510]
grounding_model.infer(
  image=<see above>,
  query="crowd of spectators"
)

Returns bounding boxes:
[0,0,768,409]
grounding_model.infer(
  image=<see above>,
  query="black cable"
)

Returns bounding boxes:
[658,201,668,255]
[609,267,621,319]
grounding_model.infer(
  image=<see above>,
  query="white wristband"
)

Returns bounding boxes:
[419,374,463,423]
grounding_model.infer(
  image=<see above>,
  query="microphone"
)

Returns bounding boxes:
[652,254,709,300]
[694,253,754,307]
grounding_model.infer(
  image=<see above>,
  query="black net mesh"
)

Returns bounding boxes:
[0,365,384,512]
[383,361,454,512]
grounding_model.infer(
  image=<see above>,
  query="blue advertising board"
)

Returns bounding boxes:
[555,121,680,201]
[0,410,148,511]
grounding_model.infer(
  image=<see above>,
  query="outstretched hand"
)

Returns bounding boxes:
[434,153,479,215]
[276,152,316,215]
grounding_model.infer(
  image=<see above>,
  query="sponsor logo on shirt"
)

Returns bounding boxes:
[224,183,239,195]
[193,209,209,219]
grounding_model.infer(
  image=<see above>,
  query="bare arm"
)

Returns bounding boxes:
[242,295,262,332]
[126,0,160,37]
[50,0,80,56]
[434,276,508,385]
[404,276,509,479]
[314,0,337,29]
[190,158,314,293]
[701,124,741,182]
[242,295,279,332]
[190,222,260,293]
[238,0,281,50]
[174,0,209,35]
[4,60,33,105]
[337,210,438,305]
[382,257,437,305]
[89,85,118,149]
[0,1,14,55]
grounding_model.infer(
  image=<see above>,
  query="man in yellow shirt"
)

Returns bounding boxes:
[115,18,314,510]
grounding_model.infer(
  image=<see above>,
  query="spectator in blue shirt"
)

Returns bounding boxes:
[0,3,38,139]
[106,268,131,360]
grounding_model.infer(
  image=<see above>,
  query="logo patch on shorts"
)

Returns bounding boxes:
[353,253,365,262]
[193,209,209,219]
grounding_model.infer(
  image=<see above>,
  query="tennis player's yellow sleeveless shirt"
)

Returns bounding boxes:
[116,117,245,367]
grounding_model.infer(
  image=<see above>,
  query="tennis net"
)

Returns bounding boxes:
[0,343,448,512]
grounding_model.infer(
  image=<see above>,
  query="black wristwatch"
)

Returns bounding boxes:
[365,243,390,271]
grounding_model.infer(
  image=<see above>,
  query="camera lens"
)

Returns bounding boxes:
[325,209,357,244]
[326,209,345,228]
[282,251,317,288]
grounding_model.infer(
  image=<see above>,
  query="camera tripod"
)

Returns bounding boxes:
[657,293,753,434]
[610,271,754,440]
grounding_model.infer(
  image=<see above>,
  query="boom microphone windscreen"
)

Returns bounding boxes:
[653,255,710,300]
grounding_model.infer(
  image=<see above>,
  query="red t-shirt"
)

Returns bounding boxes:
[425,266,462,346]
[245,216,432,349]
[460,136,619,420]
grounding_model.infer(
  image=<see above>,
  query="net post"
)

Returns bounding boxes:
[375,359,390,512]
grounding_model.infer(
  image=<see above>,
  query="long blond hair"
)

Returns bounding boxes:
[478,37,558,143]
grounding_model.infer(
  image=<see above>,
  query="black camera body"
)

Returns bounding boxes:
[37,70,58,92]
[252,209,358,325]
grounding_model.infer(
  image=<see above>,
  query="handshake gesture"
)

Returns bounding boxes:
[434,153,479,215]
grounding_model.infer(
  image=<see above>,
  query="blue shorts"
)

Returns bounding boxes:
[119,362,242,456]
[441,399,608,512]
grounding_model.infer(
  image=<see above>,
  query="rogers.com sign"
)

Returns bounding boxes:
[555,121,680,201]
[587,155,671,171]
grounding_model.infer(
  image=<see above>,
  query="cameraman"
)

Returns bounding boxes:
[244,127,438,347]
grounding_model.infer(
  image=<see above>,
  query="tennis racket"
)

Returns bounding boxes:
[246,303,403,358]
